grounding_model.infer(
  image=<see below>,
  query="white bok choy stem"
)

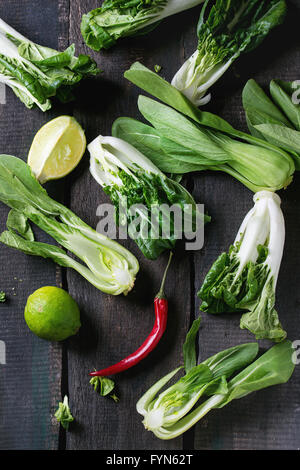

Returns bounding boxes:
[198,190,286,342]
[89,135,164,188]
[0,18,27,41]
[0,17,99,110]
[0,19,51,110]
[234,191,285,288]
[137,342,260,435]
[152,0,204,21]
[171,0,287,107]
[0,154,139,296]
[171,50,235,106]
[136,340,295,441]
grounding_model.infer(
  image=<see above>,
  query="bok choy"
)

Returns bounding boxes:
[198,191,286,341]
[0,18,99,111]
[113,93,294,192]
[137,318,295,440]
[136,318,295,439]
[243,78,300,170]
[0,155,139,295]
[119,62,296,191]
[171,0,286,106]
[55,396,74,431]
[81,0,204,51]
[88,135,208,260]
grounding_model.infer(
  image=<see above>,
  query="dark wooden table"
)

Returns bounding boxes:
[0,0,299,451]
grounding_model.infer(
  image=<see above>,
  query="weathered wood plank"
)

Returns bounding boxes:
[65,0,197,451]
[194,2,300,450]
[1,0,299,451]
[0,0,67,450]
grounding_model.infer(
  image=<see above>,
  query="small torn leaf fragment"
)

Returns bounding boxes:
[54,395,74,430]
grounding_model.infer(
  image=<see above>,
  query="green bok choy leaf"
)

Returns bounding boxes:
[124,61,236,134]
[171,0,286,106]
[183,316,202,373]
[138,340,294,440]
[0,155,139,295]
[88,135,208,260]
[124,61,295,144]
[137,316,258,434]
[55,396,74,431]
[121,62,295,190]
[198,190,286,341]
[113,93,294,192]
[81,0,204,51]
[0,18,99,111]
[243,78,300,170]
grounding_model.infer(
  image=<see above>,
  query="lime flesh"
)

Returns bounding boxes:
[28,116,86,183]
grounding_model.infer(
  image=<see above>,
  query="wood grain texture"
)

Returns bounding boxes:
[194,2,300,450]
[64,0,196,451]
[0,0,300,451]
[0,0,65,450]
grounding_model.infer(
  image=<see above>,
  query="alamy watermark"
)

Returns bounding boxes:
[291,80,300,105]
[0,340,6,365]
[0,83,5,105]
[292,340,300,365]
[0,339,299,366]
[96,199,205,251]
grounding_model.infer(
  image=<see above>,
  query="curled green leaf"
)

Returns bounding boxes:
[54,396,74,431]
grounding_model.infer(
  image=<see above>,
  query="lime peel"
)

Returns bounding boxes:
[24,286,81,342]
[28,116,86,183]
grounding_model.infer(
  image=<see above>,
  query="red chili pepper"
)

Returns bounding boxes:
[89,252,173,377]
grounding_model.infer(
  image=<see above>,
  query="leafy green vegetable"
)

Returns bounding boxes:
[7,209,34,241]
[255,123,300,167]
[0,18,99,110]
[0,291,5,302]
[124,61,298,148]
[112,117,202,174]
[88,135,209,260]
[113,91,294,192]
[242,78,291,140]
[199,191,286,342]
[55,395,74,430]
[124,61,236,135]
[217,340,295,407]
[141,364,218,431]
[183,316,201,373]
[0,154,139,296]
[243,79,300,169]
[121,62,296,190]
[137,340,294,440]
[81,0,204,51]
[90,371,119,402]
[90,375,118,401]
[171,0,287,106]
[90,375,120,402]
[270,79,300,130]
[137,340,259,437]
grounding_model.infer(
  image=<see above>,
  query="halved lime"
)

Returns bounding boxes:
[28,116,86,183]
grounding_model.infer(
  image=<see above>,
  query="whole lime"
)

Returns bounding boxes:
[24,286,81,341]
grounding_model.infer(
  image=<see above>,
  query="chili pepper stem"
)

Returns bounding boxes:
[156,252,173,299]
